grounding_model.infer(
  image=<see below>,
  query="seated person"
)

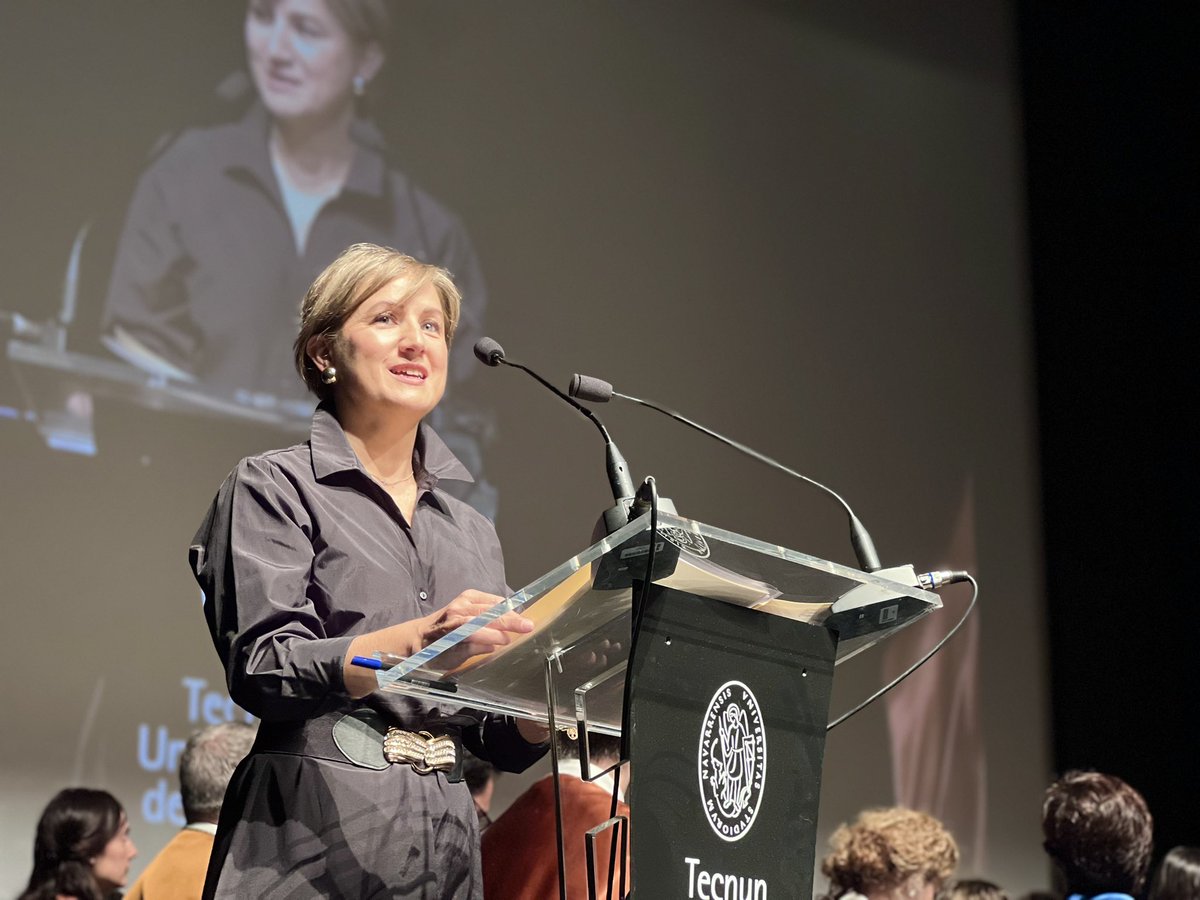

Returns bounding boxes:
[945,879,1008,900]
[820,806,958,900]
[124,722,255,900]
[463,751,498,830]
[1147,847,1200,900]
[19,788,137,900]
[1041,770,1153,900]
[482,732,628,900]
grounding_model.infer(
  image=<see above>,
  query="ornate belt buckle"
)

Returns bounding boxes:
[410,731,436,774]
[383,728,457,775]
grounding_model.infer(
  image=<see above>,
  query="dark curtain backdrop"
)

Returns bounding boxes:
[1020,2,1200,866]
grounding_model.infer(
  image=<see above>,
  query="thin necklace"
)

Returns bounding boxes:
[375,470,415,488]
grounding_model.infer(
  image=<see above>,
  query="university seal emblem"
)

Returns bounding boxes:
[660,525,710,559]
[697,680,767,841]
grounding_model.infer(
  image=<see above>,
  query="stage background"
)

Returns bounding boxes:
[1,2,1054,895]
[1020,1,1200,869]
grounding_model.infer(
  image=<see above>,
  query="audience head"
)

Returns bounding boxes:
[555,730,624,764]
[463,752,496,805]
[1147,847,1200,900]
[944,878,1008,900]
[821,806,958,900]
[21,788,136,900]
[1041,769,1153,897]
[462,751,497,828]
[179,721,256,825]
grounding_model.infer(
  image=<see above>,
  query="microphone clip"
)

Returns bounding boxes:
[599,478,677,535]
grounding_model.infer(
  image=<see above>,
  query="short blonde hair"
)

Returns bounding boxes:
[821,807,959,898]
[293,243,461,402]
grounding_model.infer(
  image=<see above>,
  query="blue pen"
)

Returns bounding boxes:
[348,656,457,693]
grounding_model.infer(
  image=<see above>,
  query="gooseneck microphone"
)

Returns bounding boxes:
[474,337,505,367]
[568,372,883,572]
[474,339,637,509]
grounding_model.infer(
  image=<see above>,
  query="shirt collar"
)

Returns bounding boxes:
[222,102,388,201]
[185,821,219,836]
[309,402,474,490]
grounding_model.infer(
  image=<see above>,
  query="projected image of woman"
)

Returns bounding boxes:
[190,244,547,898]
[101,0,488,446]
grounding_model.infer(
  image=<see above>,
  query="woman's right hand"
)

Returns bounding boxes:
[343,590,534,698]
[416,589,535,669]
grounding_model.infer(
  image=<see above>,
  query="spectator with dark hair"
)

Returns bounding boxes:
[945,878,1008,900]
[463,752,498,830]
[820,806,959,900]
[1147,847,1200,900]
[19,788,137,900]
[482,732,628,900]
[1041,770,1153,900]
[124,722,256,900]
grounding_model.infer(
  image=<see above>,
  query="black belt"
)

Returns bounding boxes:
[253,708,465,782]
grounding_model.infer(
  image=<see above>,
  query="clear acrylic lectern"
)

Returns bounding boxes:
[373,511,941,899]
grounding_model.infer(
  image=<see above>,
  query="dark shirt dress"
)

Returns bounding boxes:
[190,406,545,898]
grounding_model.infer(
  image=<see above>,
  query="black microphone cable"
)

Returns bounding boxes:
[619,476,659,765]
[826,571,977,731]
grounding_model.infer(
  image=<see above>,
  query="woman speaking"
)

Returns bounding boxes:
[190,244,546,898]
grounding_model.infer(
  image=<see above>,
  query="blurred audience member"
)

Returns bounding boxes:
[944,878,1008,900]
[19,788,137,900]
[1147,847,1200,900]
[125,722,255,900]
[1041,770,1153,900]
[483,732,628,900]
[821,806,959,900]
[463,751,498,829]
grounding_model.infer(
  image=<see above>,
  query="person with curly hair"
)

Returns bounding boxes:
[820,806,959,900]
[1041,770,1153,900]
[19,788,137,900]
[1146,847,1200,900]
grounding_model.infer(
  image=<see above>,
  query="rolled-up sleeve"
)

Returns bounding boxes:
[190,457,353,721]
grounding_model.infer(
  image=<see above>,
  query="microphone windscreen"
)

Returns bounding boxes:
[569,373,614,403]
[473,337,505,366]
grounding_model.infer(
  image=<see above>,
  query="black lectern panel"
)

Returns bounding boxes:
[628,585,837,899]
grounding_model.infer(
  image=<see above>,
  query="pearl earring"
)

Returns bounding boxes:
[321,366,338,385]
